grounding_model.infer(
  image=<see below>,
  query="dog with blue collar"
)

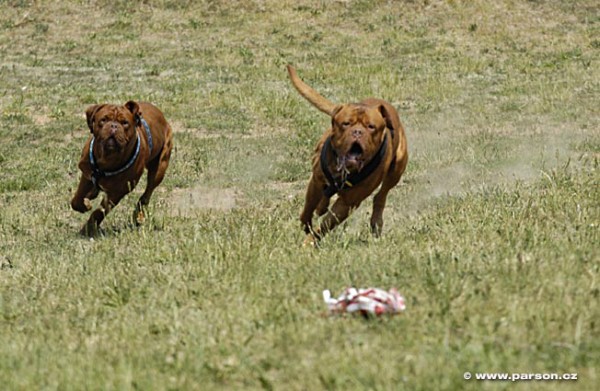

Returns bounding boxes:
[71,101,173,236]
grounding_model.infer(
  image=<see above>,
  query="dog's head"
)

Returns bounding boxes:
[329,103,394,173]
[85,101,139,154]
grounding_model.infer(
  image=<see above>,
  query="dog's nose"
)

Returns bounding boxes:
[110,122,118,135]
[352,128,363,138]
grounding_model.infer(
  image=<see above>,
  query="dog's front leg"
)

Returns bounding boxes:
[319,197,358,237]
[71,177,99,213]
[81,191,125,237]
[300,176,326,245]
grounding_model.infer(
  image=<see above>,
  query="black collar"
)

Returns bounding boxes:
[320,131,389,197]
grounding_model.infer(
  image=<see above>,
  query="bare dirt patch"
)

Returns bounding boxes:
[33,113,52,126]
[168,185,237,217]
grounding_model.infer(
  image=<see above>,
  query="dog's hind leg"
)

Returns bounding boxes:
[134,130,173,225]
[370,153,407,236]
[370,186,394,237]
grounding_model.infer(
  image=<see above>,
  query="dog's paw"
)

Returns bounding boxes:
[134,207,146,226]
[302,234,319,248]
[71,197,93,213]
[370,224,383,238]
[80,221,99,237]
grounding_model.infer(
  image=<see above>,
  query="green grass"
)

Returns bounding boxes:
[1,0,599,390]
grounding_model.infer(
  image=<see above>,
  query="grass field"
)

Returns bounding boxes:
[1,0,599,390]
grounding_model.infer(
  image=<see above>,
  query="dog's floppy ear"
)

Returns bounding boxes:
[124,100,140,117]
[330,105,343,127]
[378,104,395,132]
[85,104,106,133]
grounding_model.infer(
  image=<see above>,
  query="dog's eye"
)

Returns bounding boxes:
[368,124,376,130]
[341,121,351,127]
[121,121,129,127]
[98,119,106,126]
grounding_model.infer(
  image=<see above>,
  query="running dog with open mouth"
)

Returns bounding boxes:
[287,65,408,245]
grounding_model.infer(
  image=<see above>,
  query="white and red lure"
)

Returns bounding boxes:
[323,287,406,317]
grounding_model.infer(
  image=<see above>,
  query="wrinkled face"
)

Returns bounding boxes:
[330,104,388,172]
[86,103,137,154]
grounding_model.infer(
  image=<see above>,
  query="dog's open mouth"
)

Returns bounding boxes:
[348,142,363,160]
[336,142,364,172]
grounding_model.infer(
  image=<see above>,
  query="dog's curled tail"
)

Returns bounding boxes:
[287,65,337,116]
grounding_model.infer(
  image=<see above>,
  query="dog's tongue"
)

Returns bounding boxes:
[346,143,363,163]
[336,156,346,172]
[337,154,363,173]
[347,152,360,162]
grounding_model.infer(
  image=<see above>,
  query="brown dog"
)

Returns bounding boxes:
[71,101,173,236]
[287,65,408,245]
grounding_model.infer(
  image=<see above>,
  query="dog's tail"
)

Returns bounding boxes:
[287,65,337,116]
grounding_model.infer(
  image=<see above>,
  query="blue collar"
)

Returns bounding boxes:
[88,117,153,188]
[139,117,153,152]
[89,132,140,188]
